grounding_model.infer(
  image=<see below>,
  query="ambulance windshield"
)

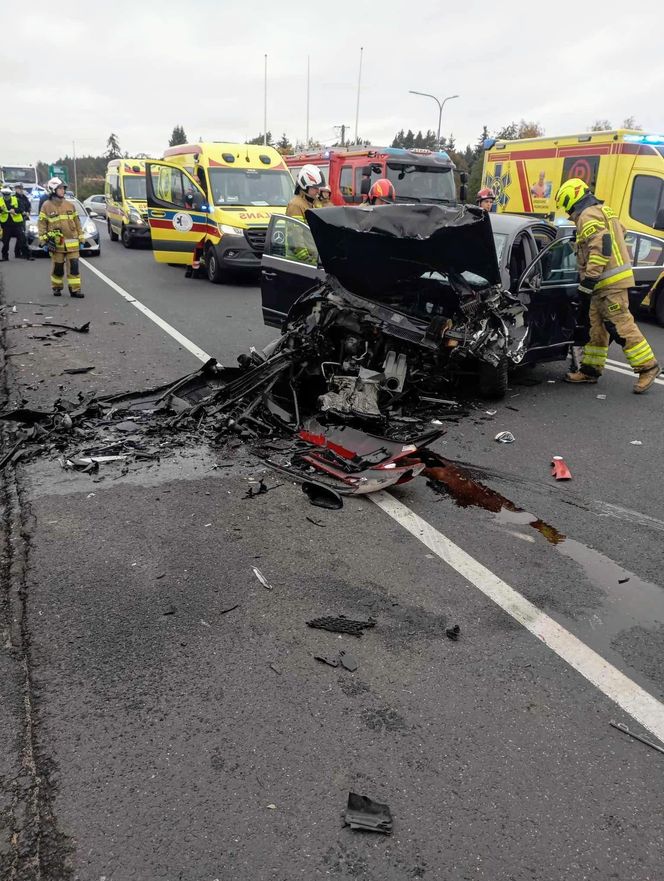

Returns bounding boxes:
[386,163,456,203]
[123,176,147,200]
[208,168,293,207]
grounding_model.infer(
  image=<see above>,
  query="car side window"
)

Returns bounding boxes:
[150,166,189,208]
[635,234,664,267]
[339,166,353,203]
[266,216,318,265]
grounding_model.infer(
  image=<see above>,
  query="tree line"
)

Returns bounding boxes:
[38,118,642,202]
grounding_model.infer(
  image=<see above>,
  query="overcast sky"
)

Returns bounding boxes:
[3,0,663,164]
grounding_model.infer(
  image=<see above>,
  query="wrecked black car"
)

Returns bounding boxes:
[261,204,587,398]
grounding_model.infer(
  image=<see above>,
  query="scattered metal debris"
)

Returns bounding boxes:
[302,481,343,510]
[63,366,95,375]
[609,721,664,756]
[339,650,358,672]
[314,654,340,668]
[344,792,393,835]
[551,456,572,480]
[495,431,515,443]
[307,616,376,636]
[445,624,461,641]
[630,440,643,446]
[252,567,273,590]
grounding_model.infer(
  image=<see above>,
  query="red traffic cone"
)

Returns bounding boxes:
[551,456,572,480]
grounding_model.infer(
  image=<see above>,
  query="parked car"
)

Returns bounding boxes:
[26,196,101,257]
[259,205,587,398]
[83,194,107,219]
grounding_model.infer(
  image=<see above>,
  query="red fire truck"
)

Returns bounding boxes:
[285,146,460,205]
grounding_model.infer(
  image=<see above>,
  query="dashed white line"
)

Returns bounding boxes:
[80,258,212,364]
[80,257,664,741]
[371,491,664,743]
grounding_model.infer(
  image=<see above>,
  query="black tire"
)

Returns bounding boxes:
[478,357,509,400]
[654,288,664,328]
[121,225,133,249]
[108,220,118,242]
[205,244,226,284]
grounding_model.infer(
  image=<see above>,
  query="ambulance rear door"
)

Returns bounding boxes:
[146,161,210,264]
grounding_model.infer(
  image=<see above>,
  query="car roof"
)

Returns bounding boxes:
[489,213,554,235]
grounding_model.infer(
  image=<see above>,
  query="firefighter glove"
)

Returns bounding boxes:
[577,277,597,296]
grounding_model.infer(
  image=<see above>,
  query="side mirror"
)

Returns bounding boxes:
[654,208,664,231]
[86,206,93,216]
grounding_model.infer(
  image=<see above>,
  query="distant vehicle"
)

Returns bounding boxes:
[105,159,150,248]
[146,141,294,282]
[1,164,39,193]
[481,129,664,323]
[26,195,100,257]
[285,146,459,206]
[84,194,107,219]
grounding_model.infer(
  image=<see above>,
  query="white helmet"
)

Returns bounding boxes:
[1,185,11,195]
[296,164,324,191]
[47,177,65,194]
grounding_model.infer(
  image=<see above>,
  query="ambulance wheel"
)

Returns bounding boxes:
[108,220,118,242]
[478,357,509,400]
[205,245,226,284]
[121,225,133,249]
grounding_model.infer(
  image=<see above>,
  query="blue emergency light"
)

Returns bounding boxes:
[623,133,664,145]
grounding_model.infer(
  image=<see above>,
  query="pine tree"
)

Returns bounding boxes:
[169,125,188,146]
[105,133,122,160]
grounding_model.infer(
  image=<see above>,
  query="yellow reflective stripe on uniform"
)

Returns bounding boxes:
[581,345,608,367]
[624,340,654,367]
[595,267,634,290]
[588,255,609,265]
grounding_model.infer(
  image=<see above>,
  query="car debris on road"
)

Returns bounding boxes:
[344,792,393,835]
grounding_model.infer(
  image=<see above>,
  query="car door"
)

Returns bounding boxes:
[261,214,324,327]
[145,161,210,265]
[517,235,582,362]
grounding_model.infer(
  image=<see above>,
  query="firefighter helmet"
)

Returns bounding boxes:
[368,178,396,204]
[47,177,65,194]
[555,178,590,213]
[0,185,11,195]
[476,187,495,204]
[296,165,324,191]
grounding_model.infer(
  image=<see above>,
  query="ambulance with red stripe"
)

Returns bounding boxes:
[105,159,149,248]
[481,129,664,322]
[146,143,292,283]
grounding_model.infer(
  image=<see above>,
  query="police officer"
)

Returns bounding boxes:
[13,184,33,259]
[557,178,659,393]
[0,186,27,261]
[38,177,85,297]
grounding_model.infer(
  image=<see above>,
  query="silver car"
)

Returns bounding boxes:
[83,194,107,219]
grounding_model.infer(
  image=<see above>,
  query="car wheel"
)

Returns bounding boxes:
[654,288,664,328]
[121,226,133,249]
[478,357,509,400]
[205,245,226,284]
[108,220,118,242]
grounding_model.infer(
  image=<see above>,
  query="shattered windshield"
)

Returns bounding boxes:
[123,176,147,200]
[208,168,293,207]
[386,163,456,203]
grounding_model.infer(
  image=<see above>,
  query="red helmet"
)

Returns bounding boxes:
[368,178,396,204]
[476,187,495,204]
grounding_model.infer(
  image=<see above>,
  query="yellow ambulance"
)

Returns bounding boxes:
[481,130,664,323]
[146,142,293,283]
[105,159,150,248]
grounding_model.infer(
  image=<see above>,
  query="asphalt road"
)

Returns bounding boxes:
[1,221,663,881]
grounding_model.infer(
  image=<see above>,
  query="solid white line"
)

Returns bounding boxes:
[80,258,213,364]
[371,491,664,743]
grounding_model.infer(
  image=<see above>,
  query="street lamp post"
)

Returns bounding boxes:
[408,91,459,149]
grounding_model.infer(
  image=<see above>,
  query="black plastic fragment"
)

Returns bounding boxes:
[63,366,95,375]
[307,615,376,637]
[446,624,461,641]
[302,481,343,510]
[344,792,393,835]
[314,654,339,668]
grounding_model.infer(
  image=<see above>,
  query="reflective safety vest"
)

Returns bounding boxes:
[0,195,22,224]
[575,202,634,293]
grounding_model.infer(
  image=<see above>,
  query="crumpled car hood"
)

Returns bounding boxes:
[306,203,501,297]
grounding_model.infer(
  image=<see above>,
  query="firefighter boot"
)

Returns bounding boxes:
[633,363,660,394]
[564,370,598,384]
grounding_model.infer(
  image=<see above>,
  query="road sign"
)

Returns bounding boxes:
[48,164,69,184]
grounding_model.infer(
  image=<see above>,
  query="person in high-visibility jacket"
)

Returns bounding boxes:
[557,178,659,394]
[285,165,322,263]
[0,186,27,261]
[38,177,85,297]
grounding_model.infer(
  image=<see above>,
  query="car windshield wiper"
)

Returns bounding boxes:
[395,195,421,203]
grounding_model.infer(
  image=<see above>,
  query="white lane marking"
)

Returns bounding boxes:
[80,258,212,364]
[371,491,664,743]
